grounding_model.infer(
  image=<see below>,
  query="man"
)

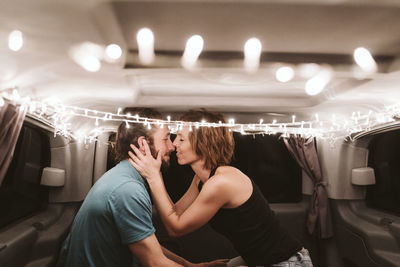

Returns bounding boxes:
[58,108,226,267]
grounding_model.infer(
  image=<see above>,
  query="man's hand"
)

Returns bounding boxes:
[186,259,229,267]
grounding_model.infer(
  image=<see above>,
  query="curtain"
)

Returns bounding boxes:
[284,135,333,239]
[0,100,27,186]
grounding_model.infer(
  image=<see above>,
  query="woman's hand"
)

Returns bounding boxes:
[186,259,229,267]
[128,140,163,185]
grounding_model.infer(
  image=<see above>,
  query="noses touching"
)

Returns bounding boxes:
[167,139,176,154]
[172,140,181,155]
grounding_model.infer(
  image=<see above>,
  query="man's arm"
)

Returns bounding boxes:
[129,234,182,267]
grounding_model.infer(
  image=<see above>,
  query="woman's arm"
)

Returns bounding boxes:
[174,175,200,215]
[148,173,226,236]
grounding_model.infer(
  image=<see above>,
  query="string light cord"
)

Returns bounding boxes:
[2,88,400,145]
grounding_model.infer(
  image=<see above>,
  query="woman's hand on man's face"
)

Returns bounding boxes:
[128,140,163,184]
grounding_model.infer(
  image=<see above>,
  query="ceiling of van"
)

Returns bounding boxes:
[1,0,400,122]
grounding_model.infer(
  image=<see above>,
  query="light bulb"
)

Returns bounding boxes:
[105,44,122,61]
[276,66,294,82]
[82,56,101,72]
[137,28,155,65]
[244,38,262,72]
[305,68,332,96]
[354,47,377,73]
[181,35,204,70]
[8,30,23,51]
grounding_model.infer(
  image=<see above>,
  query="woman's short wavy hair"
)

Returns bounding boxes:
[179,109,234,170]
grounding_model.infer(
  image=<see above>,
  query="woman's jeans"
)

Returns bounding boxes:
[227,248,313,267]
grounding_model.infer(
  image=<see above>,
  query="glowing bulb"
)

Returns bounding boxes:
[29,102,36,113]
[136,28,155,65]
[12,89,20,100]
[276,66,294,82]
[82,55,101,72]
[8,30,23,51]
[354,47,377,73]
[298,63,320,79]
[244,38,262,72]
[69,42,104,72]
[105,44,122,61]
[181,35,204,70]
[305,68,332,96]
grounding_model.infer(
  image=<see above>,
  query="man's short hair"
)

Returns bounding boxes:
[179,109,234,170]
[113,108,162,163]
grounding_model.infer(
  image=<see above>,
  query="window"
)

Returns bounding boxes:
[163,133,302,203]
[231,133,301,203]
[0,122,51,228]
[107,133,117,171]
[367,129,400,215]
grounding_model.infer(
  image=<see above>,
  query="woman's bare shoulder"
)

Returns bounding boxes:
[215,166,245,177]
[211,166,248,187]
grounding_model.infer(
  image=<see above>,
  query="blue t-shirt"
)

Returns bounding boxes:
[58,160,155,267]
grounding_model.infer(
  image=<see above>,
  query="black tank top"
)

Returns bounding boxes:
[198,167,302,266]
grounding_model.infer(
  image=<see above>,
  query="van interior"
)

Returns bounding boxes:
[1,0,400,266]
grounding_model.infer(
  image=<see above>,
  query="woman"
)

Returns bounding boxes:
[128,110,313,267]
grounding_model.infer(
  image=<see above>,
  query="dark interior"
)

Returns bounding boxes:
[162,132,302,203]
[0,123,50,229]
[367,129,400,215]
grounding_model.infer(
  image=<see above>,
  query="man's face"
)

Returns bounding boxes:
[149,126,175,167]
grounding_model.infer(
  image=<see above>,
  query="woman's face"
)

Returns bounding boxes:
[173,126,199,166]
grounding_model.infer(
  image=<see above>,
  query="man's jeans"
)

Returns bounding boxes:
[227,248,313,267]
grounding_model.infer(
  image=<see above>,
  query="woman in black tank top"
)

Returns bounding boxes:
[129,109,312,267]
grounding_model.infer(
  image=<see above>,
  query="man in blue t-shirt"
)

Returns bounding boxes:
[58,109,226,267]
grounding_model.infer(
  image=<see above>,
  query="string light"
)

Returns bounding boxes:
[2,89,400,144]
